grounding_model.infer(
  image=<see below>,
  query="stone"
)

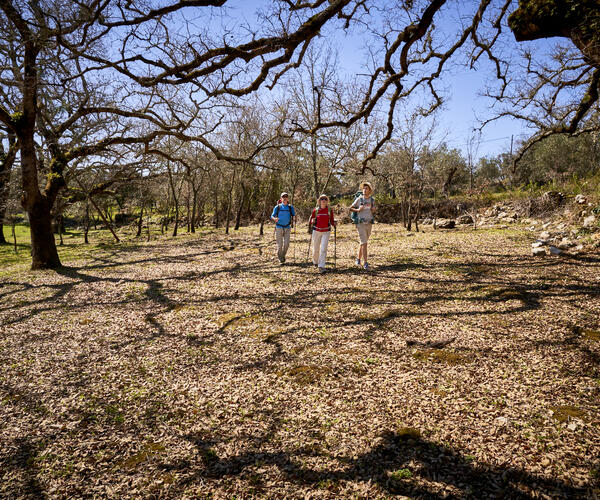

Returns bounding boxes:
[495,416,508,426]
[575,194,587,204]
[549,246,562,255]
[501,217,516,224]
[456,214,474,224]
[567,422,577,431]
[436,219,455,229]
[542,222,551,230]
[497,211,508,219]
[532,247,546,256]
[531,241,545,248]
[540,231,551,239]
[541,458,551,467]
[583,215,596,227]
[557,238,574,249]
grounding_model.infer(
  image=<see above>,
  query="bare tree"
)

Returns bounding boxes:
[2,0,597,269]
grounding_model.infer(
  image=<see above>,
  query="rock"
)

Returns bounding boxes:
[532,247,546,256]
[540,231,551,239]
[567,422,577,431]
[541,458,551,467]
[456,214,474,224]
[549,246,562,255]
[583,215,597,227]
[495,416,508,426]
[531,241,545,248]
[575,194,587,204]
[422,218,433,225]
[501,217,516,224]
[556,223,566,230]
[557,238,574,249]
[542,222,551,230]
[436,219,455,229]
[497,211,508,219]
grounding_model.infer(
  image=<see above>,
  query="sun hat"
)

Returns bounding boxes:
[360,181,373,192]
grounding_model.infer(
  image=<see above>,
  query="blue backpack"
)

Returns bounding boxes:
[274,203,293,228]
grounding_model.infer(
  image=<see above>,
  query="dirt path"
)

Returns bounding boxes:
[1,224,599,498]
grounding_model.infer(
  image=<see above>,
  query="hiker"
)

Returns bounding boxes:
[309,194,336,273]
[271,192,296,264]
[350,181,376,270]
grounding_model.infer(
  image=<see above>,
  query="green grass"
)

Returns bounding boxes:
[1,221,221,273]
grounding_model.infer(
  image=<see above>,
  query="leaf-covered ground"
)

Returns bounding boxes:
[1,224,599,498]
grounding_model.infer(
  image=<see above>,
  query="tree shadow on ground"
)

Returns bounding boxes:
[169,430,593,498]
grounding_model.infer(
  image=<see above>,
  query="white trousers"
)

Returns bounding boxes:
[312,230,330,268]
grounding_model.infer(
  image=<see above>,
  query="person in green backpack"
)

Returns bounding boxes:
[349,181,376,270]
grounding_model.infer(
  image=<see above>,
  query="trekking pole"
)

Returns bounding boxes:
[332,224,336,269]
[306,223,312,264]
[293,220,297,263]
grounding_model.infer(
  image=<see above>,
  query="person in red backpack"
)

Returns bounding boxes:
[309,194,336,273]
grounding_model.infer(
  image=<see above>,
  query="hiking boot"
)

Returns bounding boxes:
[318,267,326,274]
[355,258,361,266]
[363,262,370,271]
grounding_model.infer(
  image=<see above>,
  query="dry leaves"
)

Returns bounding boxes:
[1,224,599,498]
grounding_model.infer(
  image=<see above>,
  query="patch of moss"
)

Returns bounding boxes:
[575,326,600,342]
[412,349,468,365]
[396,427,421,439]
[283,365,331,385]
[389,468,412,480]
[550,405,586,423]
[358,308,400,322]
[120,442,166,470]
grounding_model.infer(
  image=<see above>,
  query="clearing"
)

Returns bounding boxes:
[1,224,599,498]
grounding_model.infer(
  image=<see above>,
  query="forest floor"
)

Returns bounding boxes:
[1,223,599,499]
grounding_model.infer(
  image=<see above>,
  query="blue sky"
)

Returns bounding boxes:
[197,1,562,161]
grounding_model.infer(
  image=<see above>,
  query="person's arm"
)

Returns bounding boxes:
[270,205,278,222]
[349,198,361,213]
[370,197,376,213]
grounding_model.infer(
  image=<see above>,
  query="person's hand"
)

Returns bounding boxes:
[273,217,279,222]
[358,204,364,212]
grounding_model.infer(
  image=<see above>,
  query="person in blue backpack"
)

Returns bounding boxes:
[349,181,376,270]
[271,192,296,264]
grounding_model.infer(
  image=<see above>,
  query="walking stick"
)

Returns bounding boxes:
[306,222,312,264]
[334,224,337,269]
[293,219,297,263]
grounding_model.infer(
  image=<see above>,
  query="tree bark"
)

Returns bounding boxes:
[234,183,246,230]
[0,135,18,245]
[84,201,90,244]
[136,201,144,238]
